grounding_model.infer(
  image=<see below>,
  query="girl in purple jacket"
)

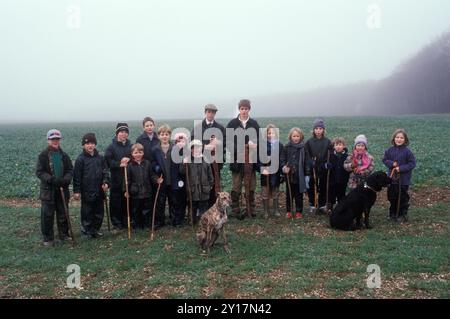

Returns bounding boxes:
[383,129,416,222]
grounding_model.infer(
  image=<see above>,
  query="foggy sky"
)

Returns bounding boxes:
[1,0,450,122]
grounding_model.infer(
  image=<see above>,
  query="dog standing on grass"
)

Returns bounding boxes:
[196,192,231,253]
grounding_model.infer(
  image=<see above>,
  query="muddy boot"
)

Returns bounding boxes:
[272,198,281,217]
[263,200,270,219]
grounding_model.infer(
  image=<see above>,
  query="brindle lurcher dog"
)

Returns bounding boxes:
[196,192,231,254]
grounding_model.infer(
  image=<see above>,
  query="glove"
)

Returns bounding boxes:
[305,176,310,189]
[53,177,64,188]
[324,162,333,170]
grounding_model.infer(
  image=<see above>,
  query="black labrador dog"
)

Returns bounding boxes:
[330,171,391,231]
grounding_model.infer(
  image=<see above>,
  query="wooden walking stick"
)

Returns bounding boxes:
[312,157,319,210]
[211,136,222,195]
[104,190,111,232]
[60,187,75,246]
[124,166,131,239]
[184,162,194,229]
[150,175,163,240]
[325,150,331,214]
[285,171,293,218]
[244,144,253,218]
[396,171,402,220]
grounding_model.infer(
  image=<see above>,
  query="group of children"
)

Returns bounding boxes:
[36,116,416,246]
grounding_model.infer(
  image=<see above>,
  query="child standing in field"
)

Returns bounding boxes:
[73,133,110,238]
[136,117,159,162]
[125,143,163,229]
[182,139,214,224]
[151,125,187,228]
[327,137,350,208]
[259,124,283,218]
[36,129,73,246]
[105,123,132,231]
[305,119,332,214]
[344,135,375,189]
[383,129,416,222]
[281,128,308,219]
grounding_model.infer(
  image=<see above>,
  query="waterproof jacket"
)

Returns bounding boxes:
[126,159,159,199]
[36,147,73,202]
[104,138,132,192]
[73,149,110,202]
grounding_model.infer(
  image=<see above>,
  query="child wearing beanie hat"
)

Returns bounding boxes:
[105,123,132,230]
[344,134,375,189]
[305,118,332,214]
[73,132,110,238]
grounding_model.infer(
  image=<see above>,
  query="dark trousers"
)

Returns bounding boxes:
[387,184,410,217]
[156,185,186,226]
[209,165,221,207]
[192,200,210,224]
[330,182,347,207]
[41,192,69,241]
[131,197,152,229]
[307,172,327,207]
[285,182,304,213]
[110,189,127,229]
[80,199,104,235]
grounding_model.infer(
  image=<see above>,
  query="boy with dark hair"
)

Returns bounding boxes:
[105,123,132,230]
[73,133,110,238]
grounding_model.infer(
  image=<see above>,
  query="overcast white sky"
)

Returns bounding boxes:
[1,0,450,122]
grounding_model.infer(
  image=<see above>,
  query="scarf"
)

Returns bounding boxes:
[352,149,371,173]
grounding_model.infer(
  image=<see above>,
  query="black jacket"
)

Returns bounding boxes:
[136,132,159,162]
[226,116,260,173]
[126,159,158,199]
[259,140,283,187]
[73,149,110,202]
[191,119,226,167]
[105,138,132,192]
[36,147,73,202]
[329,148,350,185]
[151,144,186,191]
[280,142,307,184]
[305,136,332,176]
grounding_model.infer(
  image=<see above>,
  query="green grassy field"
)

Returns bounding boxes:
[0,200,448,298]
[0,115,449,198]
[0,115,449,299]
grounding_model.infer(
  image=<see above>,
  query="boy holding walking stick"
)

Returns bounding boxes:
[36,129,73,247]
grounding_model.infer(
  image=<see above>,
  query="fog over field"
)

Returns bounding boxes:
[1,0,450,122]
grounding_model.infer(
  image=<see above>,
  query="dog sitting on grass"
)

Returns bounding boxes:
[196,192,231,254]
[330,171,391,231]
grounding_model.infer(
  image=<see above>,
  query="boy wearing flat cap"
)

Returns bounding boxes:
[105,123,132,230]
[73,133,110,238]
[36,129,73,246]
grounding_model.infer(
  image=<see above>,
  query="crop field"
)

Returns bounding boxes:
[0,115,449,198]
[0,115,449,299]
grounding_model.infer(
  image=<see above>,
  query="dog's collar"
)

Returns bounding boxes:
[364,183,377,193]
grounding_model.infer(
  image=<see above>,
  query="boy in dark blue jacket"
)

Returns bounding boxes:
[125,143,163,230]
[151,125,187,228]
[327,137,350,209]
[105,123,132,230]
[73,133,110,238]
